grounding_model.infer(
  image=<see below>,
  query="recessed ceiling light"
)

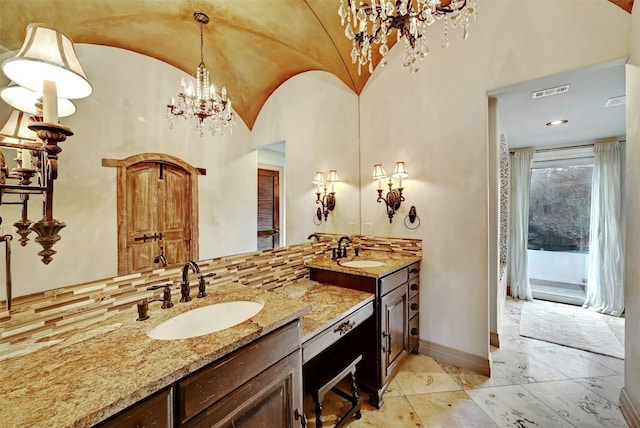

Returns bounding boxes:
[546,119,568,126]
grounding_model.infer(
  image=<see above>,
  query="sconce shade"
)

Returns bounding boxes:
[1,84,77,117]
[327,170,339,182]
[2,23,92,99]
[372,163,387,180]
[392,161,409,178]
[312,171,325,185]
[0,109,36,143]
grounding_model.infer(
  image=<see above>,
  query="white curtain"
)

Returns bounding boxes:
[508,149,533,300]
[583,141,624,316]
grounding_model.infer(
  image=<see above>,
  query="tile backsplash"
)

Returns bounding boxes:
[0,235,421,347]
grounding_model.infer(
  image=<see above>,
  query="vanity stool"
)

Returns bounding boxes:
[303,353,363,428]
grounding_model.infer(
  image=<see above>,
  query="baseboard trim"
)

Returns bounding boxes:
[490,331,500,348]
[620,387,640,428]
[419,339,491,376]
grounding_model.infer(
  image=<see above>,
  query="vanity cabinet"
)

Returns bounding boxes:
[309,260,420,408]
[95,387,174,428]
[94,321,303,428]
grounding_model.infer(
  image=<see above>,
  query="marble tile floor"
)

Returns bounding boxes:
[303,298,627,427]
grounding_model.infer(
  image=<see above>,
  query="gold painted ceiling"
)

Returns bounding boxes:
[0,0,633,130]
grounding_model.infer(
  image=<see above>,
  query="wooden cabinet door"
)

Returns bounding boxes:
[124,162,191,273]
[183,351,303,428]
[380,284,408,383]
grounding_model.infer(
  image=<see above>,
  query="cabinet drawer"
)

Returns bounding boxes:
[178,321,300,424]
[95,387,173,428]
[302,301,374,363]
[408,262,421,280]
[409,295,419,320]
[408,281,419,300]
[379,268,408,296]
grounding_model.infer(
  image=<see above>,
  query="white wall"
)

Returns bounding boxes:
[624,0,640,419]
[359,0,630,359]
[252,71,360,245]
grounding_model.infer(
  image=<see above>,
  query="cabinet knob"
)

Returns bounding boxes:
[411,327,418,336]
[411,303,419,311]
[410,283,418,291]
[410,267,420,275]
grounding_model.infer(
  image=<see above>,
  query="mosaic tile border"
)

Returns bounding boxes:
[0,235,421,347]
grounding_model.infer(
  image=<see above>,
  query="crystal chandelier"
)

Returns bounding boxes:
[167,12,235,137]
[338,0,477,74]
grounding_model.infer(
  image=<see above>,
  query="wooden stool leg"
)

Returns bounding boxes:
[312,392,323,427]
[348,372,361,419]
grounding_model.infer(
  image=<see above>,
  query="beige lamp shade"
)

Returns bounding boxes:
[392,161,408,178]
[1,84,76,118]
[326,170,339,182]
[312,171,325,184]
[0,109,37,144]
[372,163,387,180]
[2,23,92,99]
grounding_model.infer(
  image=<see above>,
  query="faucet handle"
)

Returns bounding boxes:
[197,273,216,298]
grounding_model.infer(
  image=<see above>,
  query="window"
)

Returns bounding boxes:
[528,165,592,252]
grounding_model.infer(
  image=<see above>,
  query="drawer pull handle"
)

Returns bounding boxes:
[411,327,418,336]
[334,320,356,335]
[410,283,419,291]
[411,303,419,311]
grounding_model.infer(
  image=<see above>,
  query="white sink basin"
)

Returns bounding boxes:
[148,301,264,340]
[340,260,385,268]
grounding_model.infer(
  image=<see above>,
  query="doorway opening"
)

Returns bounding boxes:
[527,150,593,306]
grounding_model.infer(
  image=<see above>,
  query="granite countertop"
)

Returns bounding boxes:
[304,249,421,278]
[271,279,374,342]
[0,281,311,428]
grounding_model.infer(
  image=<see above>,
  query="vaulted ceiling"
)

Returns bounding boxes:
[0,0,634,129]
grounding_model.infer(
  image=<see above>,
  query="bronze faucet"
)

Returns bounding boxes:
[180,261,200,302]
[137,282,174,320]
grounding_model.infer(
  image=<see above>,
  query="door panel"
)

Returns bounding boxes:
[257,169,280,250]
[127,163,159,272]
[160,164,191,264]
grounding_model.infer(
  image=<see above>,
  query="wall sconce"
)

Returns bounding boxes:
[372,161,408,223]
[312,170,338,221]
[0,23,92,264]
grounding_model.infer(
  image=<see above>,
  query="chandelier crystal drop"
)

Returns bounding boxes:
[166,12,235,137]
[338,0,477,74]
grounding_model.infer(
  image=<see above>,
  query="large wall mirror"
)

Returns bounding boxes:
[0,46,361,298]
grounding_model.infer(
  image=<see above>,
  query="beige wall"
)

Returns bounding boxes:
[0,48,360,297]
[252,71,360,245]
[359,0,630,360]
[624,0,640,419]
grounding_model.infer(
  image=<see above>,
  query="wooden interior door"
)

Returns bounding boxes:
[125,162,191,272]
[257,169,280,250]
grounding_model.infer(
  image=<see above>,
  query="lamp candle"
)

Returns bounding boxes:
[399,176,402,188]
[42,79,58,124]
[170,97,175,106]
[21,147,32,170]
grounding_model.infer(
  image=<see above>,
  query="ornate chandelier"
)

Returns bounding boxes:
[167,12,235,137]
[338,0,477,74]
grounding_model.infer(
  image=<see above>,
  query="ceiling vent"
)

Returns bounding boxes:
[531,84,571,99]
[604,95,626,108]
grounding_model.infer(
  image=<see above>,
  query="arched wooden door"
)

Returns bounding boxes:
[103,154,203,275]
[126,162,191,272]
